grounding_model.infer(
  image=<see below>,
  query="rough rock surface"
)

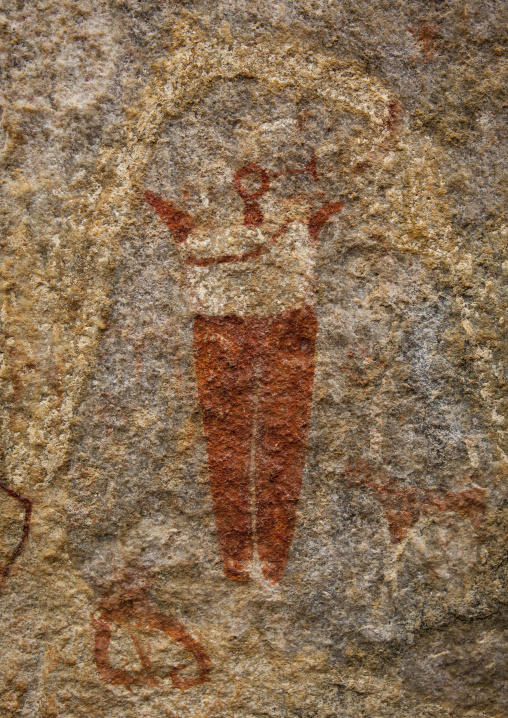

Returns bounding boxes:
[1,2,507,716]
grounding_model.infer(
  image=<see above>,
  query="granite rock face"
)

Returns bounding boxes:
[1,2,507,716]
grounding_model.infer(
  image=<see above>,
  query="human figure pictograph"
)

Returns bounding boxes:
[145,154,343,584]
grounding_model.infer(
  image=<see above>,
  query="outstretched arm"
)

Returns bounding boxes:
[308,201,344,243]
[144,190,195,244]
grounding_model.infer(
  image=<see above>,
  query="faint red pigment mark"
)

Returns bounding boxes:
[96,318,183,396]
[353,98,401,171]
[6,345,64,431]
[203,696,224,718]
[9,358,37,408]
[269,154,318,182]
[408,21,439,63]
[93,391,128,438]
[129,320,178,382]
[345,461,487,543]
[92,581,212,690]
[297,109,312,132]
[385,99,402,137]
[375,98,402,155]
[0,483,32,590]
[353,161,370,175]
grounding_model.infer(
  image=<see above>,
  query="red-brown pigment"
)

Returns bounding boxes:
[234,163,270,226]
[345,461,487,543]
[308,201,344,243]
[92,579,212,690]
[0,483,32,590]
[183,220,290,268]
[144,190,195,243]
[408,21,439,63]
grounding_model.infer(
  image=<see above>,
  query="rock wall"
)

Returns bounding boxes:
[1,2,507,716]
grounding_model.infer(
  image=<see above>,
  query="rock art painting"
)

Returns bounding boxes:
[344,461,487,543]
[134,55,406,597]
[145,160,343,584]
[0,483,32,590]
[7,33,502,717]
[91,573,212,690]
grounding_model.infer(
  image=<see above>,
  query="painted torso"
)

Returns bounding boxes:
[178,220,316,317]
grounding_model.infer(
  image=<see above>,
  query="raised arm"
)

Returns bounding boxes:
[308,201,344,244]
[144,190,195,244]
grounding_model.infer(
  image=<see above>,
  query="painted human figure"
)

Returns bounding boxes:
[145,158,342,584]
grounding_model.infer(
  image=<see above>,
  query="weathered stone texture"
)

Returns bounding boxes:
[1,2,507,716]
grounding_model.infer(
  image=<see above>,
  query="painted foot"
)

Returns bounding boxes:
[261,561,283,585]
[223,558,251,583]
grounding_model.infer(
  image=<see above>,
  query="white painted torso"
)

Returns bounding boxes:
[178,221,316,317]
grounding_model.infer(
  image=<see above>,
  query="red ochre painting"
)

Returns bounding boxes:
[0,483,32,591]
[144,143,489,590]
[92,575,212,690]
[146,159,343,585]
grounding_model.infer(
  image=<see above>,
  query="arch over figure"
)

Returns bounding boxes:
[125,41,425,585]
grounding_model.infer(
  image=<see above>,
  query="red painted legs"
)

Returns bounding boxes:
[194,306,317,584]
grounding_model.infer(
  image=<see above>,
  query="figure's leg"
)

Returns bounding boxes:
[255,306,317,584]
[193,315,256,582]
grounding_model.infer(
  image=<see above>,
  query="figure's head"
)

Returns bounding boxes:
[143,45,396,231]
